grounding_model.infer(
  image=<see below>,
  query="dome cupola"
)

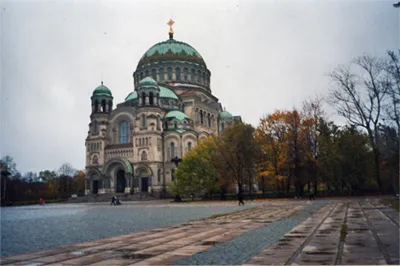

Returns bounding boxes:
[137,77,160,107]
[91,81,113,114]
[133,19,211,91]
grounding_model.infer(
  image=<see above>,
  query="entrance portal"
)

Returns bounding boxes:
[141,177,149,192]
[92,180,99,194]
[116,170,126,193]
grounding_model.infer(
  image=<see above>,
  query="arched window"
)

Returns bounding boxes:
[183,68,188,81]
[108,100,113,112]
[141,151,147,161]
[200,110,204,124]
[159,68,165,81]
[164,121,168,130]
[221,122,225,132]
[152,69,157,80]
[171,169,175,182]
[176,67,181,81]
[92,120,99,136]
[191,69,196,82]
[101,100,106,112]
[188,142,192,151]
[197,70,201,83]
[174,121,178,129]
[167,67,172,80]
[142,93,146,106]
[119,121,129,144]
[157,169,161,183]
[94,100,99,113]
[183,121,187,129]
[170,142,175,158]
[145,70,149,77]
[208,113,211,127]
[149,92,154,105]
[92,155,99,165]
[142,114,146,128]
[169,101,173,109]
[139,138,142,146]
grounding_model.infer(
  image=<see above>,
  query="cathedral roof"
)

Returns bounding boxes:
[165,110,189,121]
[137,38,206,68]
[93,82,112,97]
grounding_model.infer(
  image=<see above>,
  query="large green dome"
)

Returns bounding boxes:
[93,82,112,97]
[137,39,206,67]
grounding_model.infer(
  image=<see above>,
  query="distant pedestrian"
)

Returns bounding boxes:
[309,187,315,200]
[111,196,116,205]
[39,198,45,205]
[238,193,244,206]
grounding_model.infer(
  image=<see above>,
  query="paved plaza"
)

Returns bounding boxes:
[1,198,399,265]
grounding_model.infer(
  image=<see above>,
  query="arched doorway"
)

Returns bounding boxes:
[116,169,126,193]
[92,180,99,194]
[137,168,151,192]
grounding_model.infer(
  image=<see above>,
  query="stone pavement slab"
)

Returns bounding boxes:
[244,199,399,265]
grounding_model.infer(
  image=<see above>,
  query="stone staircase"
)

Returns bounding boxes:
[67,192,160,203]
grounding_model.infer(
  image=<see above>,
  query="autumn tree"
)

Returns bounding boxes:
[256,110,289,193]
[302,97,326,193]
[337,126,371,193]
[172,136,220,197]
[217,122,259,197]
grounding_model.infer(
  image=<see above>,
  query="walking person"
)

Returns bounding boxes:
[309,187,315,201]
[111,196,116,205]
[238,192,245,206]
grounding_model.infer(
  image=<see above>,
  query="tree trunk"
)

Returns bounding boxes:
[372,147,382,193]
[286,175,291,196]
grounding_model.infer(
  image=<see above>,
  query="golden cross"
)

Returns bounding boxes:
[167,19,175,34]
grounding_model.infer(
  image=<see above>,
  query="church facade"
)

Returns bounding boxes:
[85,21,241,195]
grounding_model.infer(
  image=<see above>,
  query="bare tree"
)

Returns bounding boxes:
[384,51,400,129]
[384,50,400,185]
[58,163,76,177]
[329,55,390,192]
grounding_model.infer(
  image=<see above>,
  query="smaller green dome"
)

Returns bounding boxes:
[93,82,112,97]
[125,91,138,101]
[165,110,189,121]
[139,77,158,87]
[93,81,112,97]
[219,111,233,119]
[159,86,179,100]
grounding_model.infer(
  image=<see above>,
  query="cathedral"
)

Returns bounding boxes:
[85,20,241,195]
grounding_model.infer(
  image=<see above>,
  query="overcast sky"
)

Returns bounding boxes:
[0,0,398,174]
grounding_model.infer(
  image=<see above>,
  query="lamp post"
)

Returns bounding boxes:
[171,156,182,202]
[171,156,182,167]
[394,2,400,194]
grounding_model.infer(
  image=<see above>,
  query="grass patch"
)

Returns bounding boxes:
[340,223,348,241]
[381,199,400,212]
